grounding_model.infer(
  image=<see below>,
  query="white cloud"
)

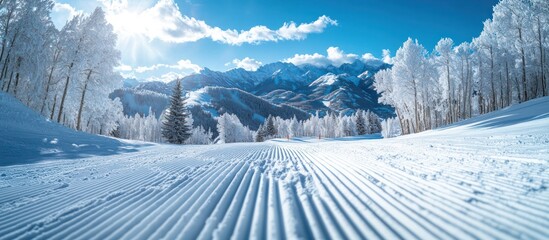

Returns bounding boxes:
[225,57,263,71]
[120,72,137,79]
[51,1,82,29]
[285,47,361,67]
[361,53,376,61]
[135,59,202,73]
[276,16,337,40]
[326,47,358,67]
[98,0,129,12]
[115,63,133,71]
[138,0,210,43]
[101,0,337,45]
[117,59,201,82]
[284,47,386,67]
[209,15,337,45]
[382,49,393,64]
[284,53,330,67]
[146,72,187,83]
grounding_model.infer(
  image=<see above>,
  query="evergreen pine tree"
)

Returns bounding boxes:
[110,125,121,138]
[265,115,277,137]
[161,80,191,144]
[367,111,382,133]
[355,110,367,135]
[255,124,266,142]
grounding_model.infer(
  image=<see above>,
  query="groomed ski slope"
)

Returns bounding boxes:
[1,95,548,239]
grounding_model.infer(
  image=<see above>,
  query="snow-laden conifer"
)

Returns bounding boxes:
[162,80,191,144]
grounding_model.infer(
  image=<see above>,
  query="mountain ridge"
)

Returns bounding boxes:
[121,60,394,119]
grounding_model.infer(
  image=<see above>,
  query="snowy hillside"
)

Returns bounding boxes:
[0,93,147,166]
[1,93,548,238]
[186,87,309,131]
[110,88,169,118]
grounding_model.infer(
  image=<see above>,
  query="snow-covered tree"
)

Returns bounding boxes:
[162,80,191,144]
[117,108,163,143]
[355,110,366,135]
[260,110,381,140]
[265,115,277,137]
[0,0,55,108]
[186,125,213,145]
[0,3,124,136]
[255,124,266,142]
[275,116,290,139]
[374,0,549,135]
[366,110,382,134]
[216,113,253,143]
[434,38,456,123]
[55,14,84,124]
[381,117,401,138]
[288,116,300,138]
[75,8,121,131]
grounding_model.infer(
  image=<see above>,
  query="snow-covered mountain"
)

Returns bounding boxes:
[110,88,169,119]
[186,87,309,133]
[115,60,394,125]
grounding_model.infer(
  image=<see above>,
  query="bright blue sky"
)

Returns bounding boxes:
[52,0,499,81]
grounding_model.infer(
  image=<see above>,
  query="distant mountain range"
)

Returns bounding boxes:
[111,60,394,132]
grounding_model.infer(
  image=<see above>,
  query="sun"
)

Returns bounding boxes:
[105,6,160,64]
[108,10,145,39]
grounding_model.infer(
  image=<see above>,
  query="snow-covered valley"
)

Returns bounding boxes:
[1,93,548,239]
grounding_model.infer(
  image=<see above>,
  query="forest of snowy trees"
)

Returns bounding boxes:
[117,108,382,144]
[374,0,549,134]
[0,0,123,135]
[254,110,381,141]
[112,93,384,144]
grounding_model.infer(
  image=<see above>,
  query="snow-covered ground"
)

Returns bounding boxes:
[0,93,151,166]
[1,93,548,239]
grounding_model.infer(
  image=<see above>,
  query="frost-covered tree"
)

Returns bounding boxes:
[162,80,191,144]
[83,97,123,135]
[381,38,430,134]
[288,116,300,138]
[434,38,456,122]
[265,115,277,137]
[366,110,382,134]
[75,8,121,131]
[381,117,401,138]
[260,110,381,140]
[186,125,213,145]
[355,110,366,135]
[184,111,212,145]
[216,113,253,143]
[0,0,55,107]
[255,124,266,142]
[0,3,124,136]
[55,15,83,124]
[374,0,549,135]
[275,116,290,139]
[493,0,532,102]
[117,108,163,142]
[40,29,61,115]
